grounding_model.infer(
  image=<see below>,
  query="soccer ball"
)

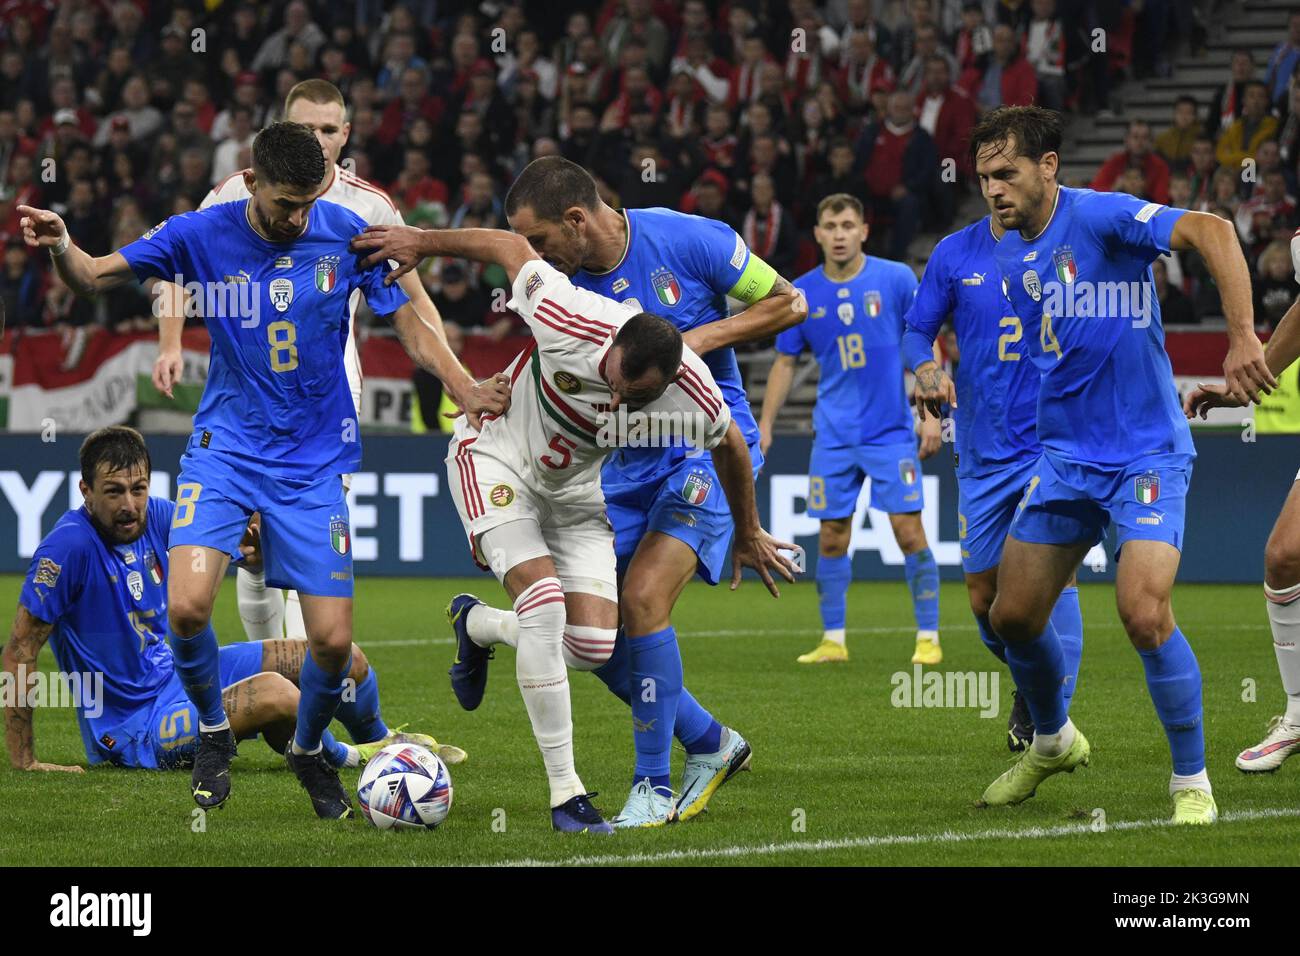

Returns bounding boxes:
[356,743,453,830]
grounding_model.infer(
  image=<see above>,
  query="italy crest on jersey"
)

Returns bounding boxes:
[329,515,349,555]
[1135,474,1160,505]
[147,552,162,585]
[863,290,882,318]
[315,256,339,293]
[682,468,712,505]
[899,459,917,484]
[651,267,681,307]
[1053,246,1077,284]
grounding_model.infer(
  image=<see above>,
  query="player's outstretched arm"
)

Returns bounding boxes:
[1171,210,1275,404]
[386,302,511,426]
[2,607,83,773]
[712,422,799,597]
[757,352,797,455]
[352,225,536,286]
[17,204,135,296]
[1186,294,1300,418]
[683,285,806,355]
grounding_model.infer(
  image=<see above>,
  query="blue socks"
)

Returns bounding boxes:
[593,628,723,754]
[1052,587,1084,707]
[1138,627,1205,776]
[294,648,349,752]
[976,614,1007,663]
[816,553,851,631]
[904,548,940,631]
[628,626,682,789]
[320,730,350,768]
[166,622,225,727]
[335,667,388,744]
[1002,620,1069,735]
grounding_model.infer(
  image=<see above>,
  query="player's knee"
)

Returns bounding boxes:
[167,597,212,638]
[893,517,927,554]
[988,597,1039,644]
[514,577,567,646]
[619,577,667,634]
[966,580,995,619]
[561,625,617,671]
[1264,534,1300,588]
[1118,598,1171,650]
[347,644,370,683]
[819,520,851,557]
[263,673,299,719]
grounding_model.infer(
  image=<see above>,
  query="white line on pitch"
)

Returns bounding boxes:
[489,806,1300,868]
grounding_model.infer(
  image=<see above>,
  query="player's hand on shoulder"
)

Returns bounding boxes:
[731,528,800,598]
[1183,381,1244,419]
[351,224,427,284]
[16,204,67,250]
[1222,334,1276,406]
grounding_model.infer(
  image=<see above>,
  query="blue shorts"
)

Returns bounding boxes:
[1010,452,1192,556]
[604,456,734,586]
[958,459,1040,574]
[138,641,266,769]
[808,441,924,519]
[169,446,353,597]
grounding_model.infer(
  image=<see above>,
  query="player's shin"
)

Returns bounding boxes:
[236,566,285,641]
[628,627,683,791]
[334,667,387,744]
[514,578,584,806]
[592,630,723,753]
[1001,620,1071,753]
[166,622,226,728]
[1051,587,1084,708]
[1138,627,1209,787]
[293,648,350,754]
[561,625,616,670]
[1264,581,1300,724]
[976,615,1007,662]
[815,553,851,644]
[905,548,941,640]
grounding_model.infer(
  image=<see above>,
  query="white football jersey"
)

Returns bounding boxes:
[201,164,403,408]
[464,258,732,489]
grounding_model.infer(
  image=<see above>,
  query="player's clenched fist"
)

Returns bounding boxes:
[454,373,513,430]
[351,224,429,284]
[17,204,69,251]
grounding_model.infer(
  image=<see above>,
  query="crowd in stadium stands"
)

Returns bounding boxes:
[0,0,1296,367]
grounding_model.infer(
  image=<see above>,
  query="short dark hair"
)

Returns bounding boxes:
[816,192,865,222]
[1175,94,1199,110]
[614,312,683,382]
[251,121,326,191]
[967,105,1063,170]
[80,426,151,488]
[505,156,600,222]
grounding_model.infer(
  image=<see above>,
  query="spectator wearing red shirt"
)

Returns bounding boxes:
[841,28,896,114]
[377,66,444,147]
[727,31,776,109]
[854,90,937,260]
[603,65,664,130]
[1236,170,1297,257]
[390,147,449,212]
[700,102,738,172]
[961,24,1038,112]
[1091,120,1172,206]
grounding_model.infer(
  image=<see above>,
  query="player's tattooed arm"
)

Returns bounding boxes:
[2,606,82,773]
[1171,211,1275,404]
[353,225,536,286]
[17,205,136,296]
[712,423,799,597]
[913,360,957,422]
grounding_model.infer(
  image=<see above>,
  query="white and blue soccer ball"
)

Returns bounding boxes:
[357,743,453,830]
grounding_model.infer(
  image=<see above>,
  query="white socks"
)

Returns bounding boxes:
[1170,769,1211,795]
[823,628,846,646]
[236,566,285,641]
[917,629,939,645]
[1031,718,1077,757]
[1265,582,1300,724]
[513,578,585,807]
[467,603,519,648]
[284,588,307,640]
[562,625,617,671]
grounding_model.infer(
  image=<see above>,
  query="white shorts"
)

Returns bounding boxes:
[446,435,617,600]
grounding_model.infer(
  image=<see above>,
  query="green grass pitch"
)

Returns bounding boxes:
[2,574,1298,866]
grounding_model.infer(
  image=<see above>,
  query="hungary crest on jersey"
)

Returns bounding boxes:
[651,267,681,307]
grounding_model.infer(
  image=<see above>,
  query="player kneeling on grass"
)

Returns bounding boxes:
[354,225,798,833]
[1,426,464,775]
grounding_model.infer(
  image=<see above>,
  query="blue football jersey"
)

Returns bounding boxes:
[903,216,1041,476]
[993,187,1194,466]
[119,199,409,479]
[574,207,763,484]
[18,497,175,765]
[776,256,919,448]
